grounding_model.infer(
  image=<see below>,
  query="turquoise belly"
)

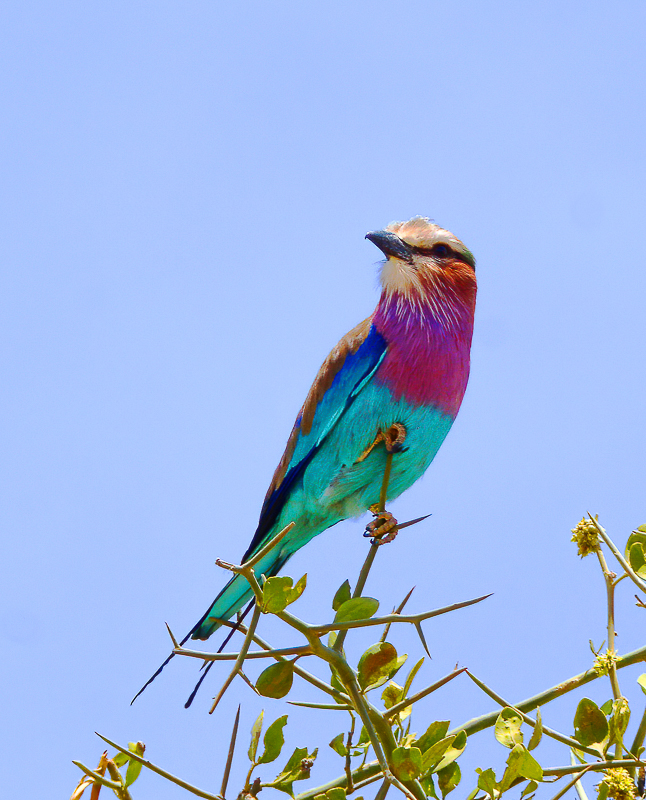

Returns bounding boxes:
[272,383,455,557]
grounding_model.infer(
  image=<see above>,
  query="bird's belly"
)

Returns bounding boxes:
[304,383,454,517]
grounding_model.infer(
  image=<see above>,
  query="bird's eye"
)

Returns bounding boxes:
[431,244,451,258]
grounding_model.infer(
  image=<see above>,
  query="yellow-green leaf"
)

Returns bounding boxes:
[358,642,404,691]
[573,698,608,746]
[382,681,403,709]
[391,746,423,781]
[334,597,379,624]
[249,711,264,762]
[527,708,542,751]
[495,707,524,748]
[256,661,294,699]
[433,731,467,773]
[437,762,461,798]
[329,733,347,757]
[476,767,497,797]
[332,580,351,611]
[257,715,288,764]
[415,721,450,753]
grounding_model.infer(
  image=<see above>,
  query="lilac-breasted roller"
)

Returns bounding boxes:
[136,216,476,699]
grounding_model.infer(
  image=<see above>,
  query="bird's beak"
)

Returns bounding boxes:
[365,230,413,263]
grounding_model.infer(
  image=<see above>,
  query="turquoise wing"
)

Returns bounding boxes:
[242,319,387,560]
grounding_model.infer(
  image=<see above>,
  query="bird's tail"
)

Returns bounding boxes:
[131,546,288,704]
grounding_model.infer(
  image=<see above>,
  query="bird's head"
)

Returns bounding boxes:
[366,217,476,316]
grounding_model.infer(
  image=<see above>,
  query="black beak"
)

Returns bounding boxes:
[365,230,413,262]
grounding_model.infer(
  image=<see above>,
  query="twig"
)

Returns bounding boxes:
[464,670,605,759]
[595,546,622,704]
[380,587,415,643]
[95,734,222,800]
[288,701,353,711]
[452,644,646,737]
[313,594,491,634]
[546,766,595,800]
[543,759,646,777]
[175,645,312,662]
[210,605,262,714]
[242,522,296,570]
[334,450,395,652]
[215,618,350,704]
[71,763,123,792]
[374,778,391,800]
[220,705,240,799]
[588,515,646,594]
[294,761,382,800]
[629,705,646,777]
[345,713,356,793]
[384,668,467,719]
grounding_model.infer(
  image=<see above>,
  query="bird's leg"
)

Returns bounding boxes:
[363,423,407,545]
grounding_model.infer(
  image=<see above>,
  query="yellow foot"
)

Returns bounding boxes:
[364,506,399,545]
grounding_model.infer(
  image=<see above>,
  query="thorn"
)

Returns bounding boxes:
[220,705,241,799]
[395,586,415,614]
[395,514,431,531]
[165,622,180,649]
[238,669,260,695]
[415,621,432,658]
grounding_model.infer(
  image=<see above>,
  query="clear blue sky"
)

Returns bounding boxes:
[2,2,645,798]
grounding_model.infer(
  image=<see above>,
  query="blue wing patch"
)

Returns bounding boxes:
[242,324,387,560]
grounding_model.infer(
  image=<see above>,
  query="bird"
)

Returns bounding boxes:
[135,216,476,702]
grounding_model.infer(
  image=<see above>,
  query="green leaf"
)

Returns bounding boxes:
[521,780,539,798]
[261,576,294,613]
[249,710,264,762]
[391,746,423,781]
[519,748,542,781]
[112,752,130,767]
[333,597,379,624]
[601,699,614,715]
[433,731,467,773]
[598,782,609,800]
[125,758,142,788]
[415,721,450,753]
[358,642,399,691]
[257,661,295,699]
[123,743,145,787]
[402,657,425,697]
[638,675,646,695]
[328,669,347,702]
[420,774,438,799]
[476,767,497,797]
[290,574,307,603]
[329,733,347,757]
[573,698,608,746]
[332,580,351,611]
[267,746,318,795]
[609,697,631,748]
[626,531,646,559]
[498,744,524,793]
[261,575,307,614]
[495,707,524,748]
[527,708,542,751]
[437,762,461,798]
[326,789,346,800]
[257,715,288,764]
[421,735,455,773]
[629,543,646,577]
[382,681,403,709]
[499,744,542,790]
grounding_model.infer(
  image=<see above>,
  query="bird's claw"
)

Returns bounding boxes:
[364,506,399,545]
